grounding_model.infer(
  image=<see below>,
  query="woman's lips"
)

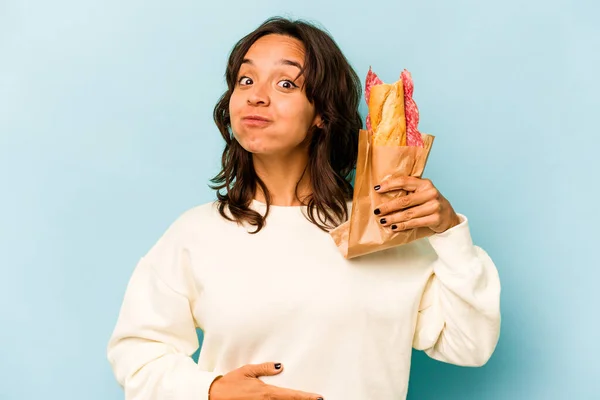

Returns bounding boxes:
[241,115,272,128]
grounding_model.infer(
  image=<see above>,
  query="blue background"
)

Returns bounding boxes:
[1,0,598,398]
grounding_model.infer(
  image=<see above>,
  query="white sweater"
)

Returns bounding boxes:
[107,200,501,400]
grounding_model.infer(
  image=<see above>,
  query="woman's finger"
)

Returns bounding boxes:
[269,386,324,400]
[375,176,434,193]
[377,200,440,228]
[390,213,441,232]
[374,188,438,216]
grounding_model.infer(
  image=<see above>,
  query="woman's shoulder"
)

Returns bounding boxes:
[160,200,223,237]
[175,200,222,225]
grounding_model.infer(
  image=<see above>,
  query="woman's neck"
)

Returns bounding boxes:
[252,152,312,207]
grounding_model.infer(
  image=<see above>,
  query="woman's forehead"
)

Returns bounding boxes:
[243,34,306,66]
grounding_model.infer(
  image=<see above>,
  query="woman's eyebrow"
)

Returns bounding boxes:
[278,59,302,70]
[241,58,303,71]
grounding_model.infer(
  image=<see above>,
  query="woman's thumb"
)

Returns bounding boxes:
[243,362,284,378]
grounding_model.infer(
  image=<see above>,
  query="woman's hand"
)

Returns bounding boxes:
[373,176,461,233]
[209,362,324,400]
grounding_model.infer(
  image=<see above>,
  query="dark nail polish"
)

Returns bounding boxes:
[374,208,381,215]
[274,363,281,369]
[374,185,381,191]
[391,224,397,230]
[380,218,386,224]
[317,398,324,400]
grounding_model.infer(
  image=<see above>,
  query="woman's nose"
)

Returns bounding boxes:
[246,84,270,106]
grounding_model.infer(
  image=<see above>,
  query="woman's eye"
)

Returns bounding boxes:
[238,76,253,86]
[278,80,298,89]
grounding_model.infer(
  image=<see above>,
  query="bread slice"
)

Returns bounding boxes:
[368,83,391,132]
[369,79,407,146]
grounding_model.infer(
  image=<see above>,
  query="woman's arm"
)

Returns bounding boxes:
[412,215,501,367]
[107,216,221,400]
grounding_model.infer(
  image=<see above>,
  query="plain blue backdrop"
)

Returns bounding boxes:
[1,0,598,399]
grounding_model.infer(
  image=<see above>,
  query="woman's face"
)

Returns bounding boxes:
[229,34,322,156]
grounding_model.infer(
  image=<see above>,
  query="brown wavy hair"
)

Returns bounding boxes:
[210,17,362,233]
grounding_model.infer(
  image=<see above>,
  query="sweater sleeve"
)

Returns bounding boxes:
[107,215,221,399]
[412,214,501,367]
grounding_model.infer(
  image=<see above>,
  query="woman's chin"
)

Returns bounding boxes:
[236,136,278,155]
[238,140,270,154]
[236,135,304,157]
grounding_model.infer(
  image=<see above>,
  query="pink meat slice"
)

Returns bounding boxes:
[401,69,424,147]
[364,67,383,132]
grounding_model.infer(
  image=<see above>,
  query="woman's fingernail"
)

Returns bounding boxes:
[374,208,381,215]
[380,218,386,224]
[374,185,381,191]
[391,224,397,230]
[317,398,324,400]
[274,363,282,369]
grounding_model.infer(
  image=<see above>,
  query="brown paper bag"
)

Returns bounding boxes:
[330,129,435,259]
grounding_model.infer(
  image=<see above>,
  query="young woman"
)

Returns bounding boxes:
[107,17,501,400]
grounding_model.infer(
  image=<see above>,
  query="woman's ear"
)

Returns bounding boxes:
[314,115,325,129]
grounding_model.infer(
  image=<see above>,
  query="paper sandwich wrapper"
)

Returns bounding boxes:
[330,129,435,259]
